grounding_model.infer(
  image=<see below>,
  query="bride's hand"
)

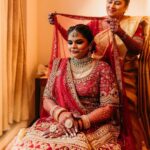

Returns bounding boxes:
[59,111,82,137]
[42,122,66,138]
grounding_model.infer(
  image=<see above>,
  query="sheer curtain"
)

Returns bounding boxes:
[0,0,29,136]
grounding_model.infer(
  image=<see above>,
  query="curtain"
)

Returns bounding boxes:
[0,0,29,136]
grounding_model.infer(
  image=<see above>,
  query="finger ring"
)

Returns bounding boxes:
[65,118,73,129]
[49,124,57,133]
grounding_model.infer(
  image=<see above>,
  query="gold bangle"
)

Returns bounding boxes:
[49,105,59,117]
[53,107,67,121]
[81,115,91,129]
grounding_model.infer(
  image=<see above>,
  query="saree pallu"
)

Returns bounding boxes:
[10,58,121,150]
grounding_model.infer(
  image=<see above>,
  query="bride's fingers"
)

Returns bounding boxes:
[74,120,79,133]
[64,125,76,137]
[68,127,76,137]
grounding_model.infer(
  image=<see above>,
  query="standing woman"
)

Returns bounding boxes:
[93,1,148,150]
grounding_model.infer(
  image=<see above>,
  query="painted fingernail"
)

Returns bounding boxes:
[75,128,78,133]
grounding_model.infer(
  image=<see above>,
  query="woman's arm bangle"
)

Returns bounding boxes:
[81,115,91,129]
[53,107,67,121]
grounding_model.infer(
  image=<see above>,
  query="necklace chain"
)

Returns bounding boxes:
[70,57,93,74]
[71,57,92,67]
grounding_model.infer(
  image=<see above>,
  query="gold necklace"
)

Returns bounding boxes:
[71,57,92,67]
[70,57,93,74]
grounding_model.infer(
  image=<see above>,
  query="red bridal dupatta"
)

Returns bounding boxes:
[44,58,86,115]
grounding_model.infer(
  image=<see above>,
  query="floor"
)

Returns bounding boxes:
[0,121,29,150]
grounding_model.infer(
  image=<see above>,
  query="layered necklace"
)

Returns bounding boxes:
[70,56,94,75]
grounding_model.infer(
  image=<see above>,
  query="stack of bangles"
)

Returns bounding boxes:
[50,105,91,130]
[50,105,67,121]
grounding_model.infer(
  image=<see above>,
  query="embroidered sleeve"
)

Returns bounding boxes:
[99,62,119,107]
[43,58,61,101]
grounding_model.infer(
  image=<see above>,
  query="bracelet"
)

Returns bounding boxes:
[53,107,67,121]
[81,115,91,129]
[49,105,59,117]
[78,119,83,130]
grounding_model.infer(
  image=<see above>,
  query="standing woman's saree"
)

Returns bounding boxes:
[138,16,150,148]
[94,16,149,150]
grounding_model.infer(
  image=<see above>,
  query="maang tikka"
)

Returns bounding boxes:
[72,30,78,37]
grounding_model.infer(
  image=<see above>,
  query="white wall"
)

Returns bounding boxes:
[147,0,150,15]
[126,0,148,16]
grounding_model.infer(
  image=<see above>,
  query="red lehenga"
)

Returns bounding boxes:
[10,58,121,150]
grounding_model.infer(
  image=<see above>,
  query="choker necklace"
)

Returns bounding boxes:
[70,56,94,75]
[71,56,92,68]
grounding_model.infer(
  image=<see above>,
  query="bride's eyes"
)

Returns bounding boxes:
[76,40,84,44]
[68,40,73,45]
[68,40,84,45]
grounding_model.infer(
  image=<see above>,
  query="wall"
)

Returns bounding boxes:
[36,0,149,66]
[147,0,150,15]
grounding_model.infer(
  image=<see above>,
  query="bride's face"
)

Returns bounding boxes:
[68,30,90,59]
[106,0,128,19]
